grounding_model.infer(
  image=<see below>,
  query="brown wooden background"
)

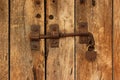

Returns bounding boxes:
[0,0,120,80]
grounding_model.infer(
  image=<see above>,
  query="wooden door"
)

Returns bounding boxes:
[3,0,119,80]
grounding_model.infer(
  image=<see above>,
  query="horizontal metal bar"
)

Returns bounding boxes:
[39,32,90,39]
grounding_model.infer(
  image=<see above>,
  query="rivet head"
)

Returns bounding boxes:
[52,0,55,3]
[36,14,41,18]
[49,15,54,19]
[35,0,41,5]
[85,50,97,62]
[80,0,85,4]
[92,0,96,6]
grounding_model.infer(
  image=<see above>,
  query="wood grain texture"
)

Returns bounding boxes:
[113,0,120,80]
[0,0,8,80]
[76,0,112,80]
[10,0,45,80]
[46,0,74,80]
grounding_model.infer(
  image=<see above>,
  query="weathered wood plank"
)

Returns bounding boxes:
[113,0,120,80]
[76,0,112,80]
[10,0,45,80]
[46,0,74,80]
[0,0,8,80]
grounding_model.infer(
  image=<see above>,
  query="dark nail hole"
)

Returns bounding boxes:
[80,0,85,4]
[35,0,40,5]
[53,0,55,3]
[92,0,96,6]
[49,15,54,19]
[38,64,40,68]
[36,14,41,18]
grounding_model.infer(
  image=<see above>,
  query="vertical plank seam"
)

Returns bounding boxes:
[9,0,10,79]
[112,0,114,79]
[74,0,76,80]
[44,0,47,80]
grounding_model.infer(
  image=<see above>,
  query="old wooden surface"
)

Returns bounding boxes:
[0,0,8,80]
[10,0,45,80]
[114,0,120,80]
[76,0,113,80]
[9,0,120,80]
[46,0,74,80]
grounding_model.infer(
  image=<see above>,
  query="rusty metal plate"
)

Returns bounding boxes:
[31,41,40,50]
[30,25,40,50]
[49,24,59,48]
[79,22,89,44]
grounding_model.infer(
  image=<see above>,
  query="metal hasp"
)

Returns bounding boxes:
[30,23,95,48]
[30,23,97,61]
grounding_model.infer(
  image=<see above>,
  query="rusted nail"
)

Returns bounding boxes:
[52,0,55,3]
[49,15,54,19]
[36,13,41,18]
[35,0,41,5]
[80,0,85,4]
[92,0,96,6]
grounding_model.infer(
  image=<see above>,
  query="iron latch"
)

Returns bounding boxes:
[30,23,95,48]
[30,23,97,61]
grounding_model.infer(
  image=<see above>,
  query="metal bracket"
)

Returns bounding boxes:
[30,25,40,50]
[30,24,60,50]
[79,22,88,44]
[49,24,59,48]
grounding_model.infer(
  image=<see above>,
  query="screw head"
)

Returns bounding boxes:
[49,15,54,19]
[36,14,41,18]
